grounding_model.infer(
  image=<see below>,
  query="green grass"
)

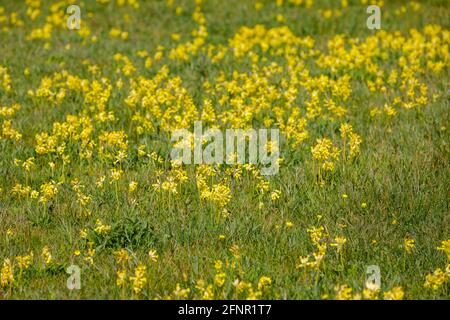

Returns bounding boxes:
[0,0,449,299]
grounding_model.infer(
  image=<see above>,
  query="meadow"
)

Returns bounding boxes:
[0,0,449,300]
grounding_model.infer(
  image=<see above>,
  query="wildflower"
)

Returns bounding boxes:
[42,246,52,266]
[148,250,158,263]
[383,287,404,300]
[80,229,88,239]
[84,242,96,265]
[116,269,127,287]
[285,221,294,229]
[437,240,450,260]
[38,181,58,203]
[335,284,353,300]
[110,168,124,182]
[113,249,130,265]
[16,252,33,270]
[94,219,112,235]
[22,157,35,172]
[214,272,226,287]
[348,132,362,158]
[129,264,147,295]
[0,258,14,287]
[404,238,415,254]
[424,268,448,290]
[270,190,281,201]
[173,283,191,299]
[229,244,241,259]
[6,228,14,237]
[96,176,106,188]
[363,287,380,300]
[128,181,138,193]
[331,236,347,252]
[257,276,272,291]
[311,138,339,162]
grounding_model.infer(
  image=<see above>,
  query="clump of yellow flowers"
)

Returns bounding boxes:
[423,240,450,290]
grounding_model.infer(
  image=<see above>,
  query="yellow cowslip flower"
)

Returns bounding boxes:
[339,123,353,137]
[214,260,222,271]
[199,182,231,208]
[424,268,448,290]
[404,238,415,254]
[348,132,362,158]
[128,181,138,193]
[0,258,14,287]
[307,225,326,245]
[322,161,334,171]
[437,240,450,260]
[363,287,380,300]
[6,228,14,237]
[0,103,21,117]
[110,168,123,182]
[311,138,339,172]
[130,264,147,295]
[38,180,59,204]
[136,50,148,58]
[335,284,353,300]
[42,246,52,266]
[84,242,96,265]
[113,249,130,265]
[384,104,397,117]
[94,219,112,235]
[80,228,88,239]
[370,108,381,117]
[270,190,281,201]
[276,14,285,23]
[137,144,146,157]
[16,252,33,270]
[202,284,214,300]
[0,66,12,92]
[174,6,183,15]
[148,250,158,263]
[331,236,347,252]
[229,244,240,260]
[233,279,252,295]
[30,190,39,199]
[173,283,191,299]
[76,192,92,206]
[109,28,123,39]
[171,33,181,41]
[144,57,153,69]
[214,272,226,287]
[383,287,404,300]
[116,269,127,287]
[2,120,22,141]
[257,276,272,291]
[96,176,106,188]
[11,183,29,197]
